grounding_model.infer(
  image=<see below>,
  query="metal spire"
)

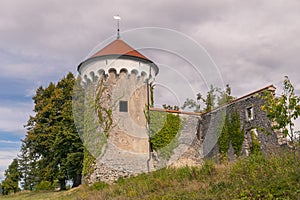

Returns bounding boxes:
[113,15,121,39]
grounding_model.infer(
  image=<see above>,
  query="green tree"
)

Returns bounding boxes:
[181,84,235,112]
[204,85,216,112]
[162,104,180,111]
[50,73,84,189]
[217,84,235,106]
[18,142,38,190]
[21,72,84,190]
[1,159,21,195]
[262,76,300,172]
[181,98,201,112]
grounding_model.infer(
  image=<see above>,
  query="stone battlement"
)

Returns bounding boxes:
[79,57,157,86]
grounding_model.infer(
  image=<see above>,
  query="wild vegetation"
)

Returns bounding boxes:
[0,149,299,199]
[262,76,300,173]
[181,84,235,112]
[0,159,20,195]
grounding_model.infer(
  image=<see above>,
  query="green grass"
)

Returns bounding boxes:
[1,149,299,200]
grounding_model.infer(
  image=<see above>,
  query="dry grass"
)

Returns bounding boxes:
[1,149,299,200]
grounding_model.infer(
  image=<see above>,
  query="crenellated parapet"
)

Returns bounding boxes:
[78,38,159,86]
[78,56,158,86]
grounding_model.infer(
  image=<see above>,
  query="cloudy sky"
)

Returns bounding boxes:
[1,0,300,181]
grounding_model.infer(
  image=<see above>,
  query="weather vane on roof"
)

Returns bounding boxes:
[113,15,121,39]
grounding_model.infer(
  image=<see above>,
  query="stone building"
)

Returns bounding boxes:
[200,85,283,160]
[149,85,283,168]
[77,37,283,184]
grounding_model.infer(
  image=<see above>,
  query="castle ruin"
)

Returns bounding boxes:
[77,38,283,184]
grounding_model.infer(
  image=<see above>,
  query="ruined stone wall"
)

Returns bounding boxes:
[159,115,202,168]
[200,90,280,159]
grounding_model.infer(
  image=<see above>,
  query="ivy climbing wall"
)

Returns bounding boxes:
[200,90,280,160]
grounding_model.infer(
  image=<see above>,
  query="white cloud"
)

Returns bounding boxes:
[0,140,21,144]
[191,1,300,93]
[0,150,19,165]
[0,150,19,181]
[0,103,33,134]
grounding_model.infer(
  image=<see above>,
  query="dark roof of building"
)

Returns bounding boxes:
[89,39,151,61]
[78,39,154,72]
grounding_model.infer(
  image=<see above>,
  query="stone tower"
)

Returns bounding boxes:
[77,38,159,183]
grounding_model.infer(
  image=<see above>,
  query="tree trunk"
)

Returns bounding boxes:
[59,178,66,191]
[294,146,298,176]
[72,174,82,188]
[289,123,298,175]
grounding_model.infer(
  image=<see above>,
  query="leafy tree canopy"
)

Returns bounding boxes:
[1,158,21,195]
[262,76,300,173]
[182,84,235,112]
[19,72,84,191]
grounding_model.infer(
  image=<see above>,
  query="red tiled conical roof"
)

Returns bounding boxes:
[89,39,151,61]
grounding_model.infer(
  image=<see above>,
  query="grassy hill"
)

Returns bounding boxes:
[0,149,299,200]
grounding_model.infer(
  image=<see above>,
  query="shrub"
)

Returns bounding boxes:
[91,181,108,190]
[35,181,54,191]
